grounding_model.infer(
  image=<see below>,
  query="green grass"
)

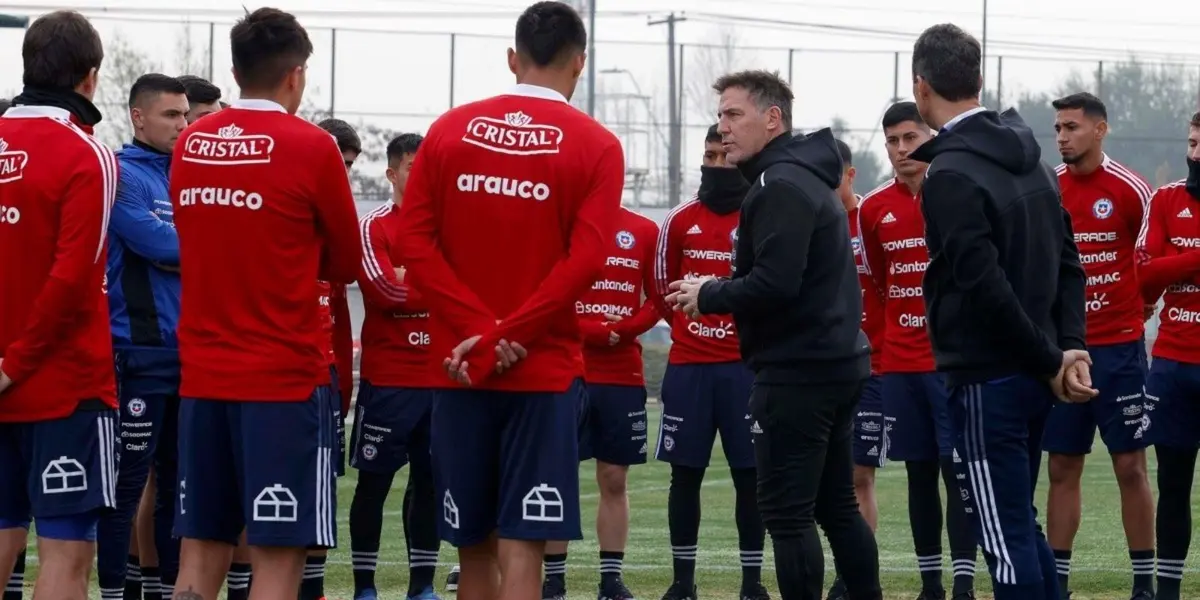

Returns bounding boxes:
[16,404,1195,599]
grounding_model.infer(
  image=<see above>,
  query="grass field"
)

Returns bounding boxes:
[16,403,1197,600]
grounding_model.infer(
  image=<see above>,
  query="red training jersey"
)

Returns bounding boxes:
[578,207,662,387]
[1136,180,1200,364]
[392,84,624,392]
[848,202,884,375]
[317,280,335,365]
[0,105,118,422]
[654,196,743,365]
[330,283,354,410]
[359,202,433,389]
[1056,155,1152,347]
[857,178,934,373]
[171,99,362,402]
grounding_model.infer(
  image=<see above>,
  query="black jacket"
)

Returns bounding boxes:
[697,129,871,384]
[911,108,1087,387]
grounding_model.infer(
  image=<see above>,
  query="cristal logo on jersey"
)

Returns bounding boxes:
[462,111,564,156]
[182,123,275,165]
[0,138,30,184]
[616,230,635,250]
[1092,198,1113,219]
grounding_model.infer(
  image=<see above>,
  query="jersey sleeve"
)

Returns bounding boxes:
[2,140,118,384]
[1137,186,1200,301]
[109,171,180,266]
[653,204,686,317]
[615,220,667,339]
[314,135,363,284]
[330,283,355,410]
[856,198,887,299]
[357,215,409,310]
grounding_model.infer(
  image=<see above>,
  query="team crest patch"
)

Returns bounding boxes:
[128,398,146,417]
[1093,198,1113,219]
[851,237,862,254]
[730,228,738,243]
[616,230,635,249]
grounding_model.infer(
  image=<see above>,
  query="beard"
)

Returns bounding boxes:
[1060,150,1084,164]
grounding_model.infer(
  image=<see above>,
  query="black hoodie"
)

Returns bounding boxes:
[910,108,1087,387]
[697,129,871,384]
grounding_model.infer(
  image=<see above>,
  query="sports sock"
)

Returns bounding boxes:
[349,469,394,595]
[731,467,764,589]
[667,464,704,589]
[124,555,142,600]
[141,566,161,600]
[543,553,568,584]
[404,461,440,597]
[299,555,326,600]
[1052,549,1071,596]
[906,460,944,593]
[599,551,624,585]
[225,563,251,600]
[1154,444,1197,600]
[941,456,976,596]
[1131,549,1155,594]
[4,551,24,600]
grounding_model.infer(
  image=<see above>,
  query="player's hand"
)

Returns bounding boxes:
[494,339,528,374]
[1143,304,1156,321]
[393,266,407,283]
[1049,349,1092,402]
[668,277,713,319]
[1063,360,1099,403]
[444,335,482,386]
[0,362,11,395]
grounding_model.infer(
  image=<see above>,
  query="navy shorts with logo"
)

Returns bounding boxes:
[430,379,583,547]
[1145,357,1200,450]
[350,380,434,474]
[882,372,955,461]
[1043,340,1150,455]
[578,383,649,466]
[174,386,339,549]
[0,403,119,530]
[853,376,886,467]
[656,362,755,470]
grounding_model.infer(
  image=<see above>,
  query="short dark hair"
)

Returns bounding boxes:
[912,24,982,102]
[230,7,314,91]
[712,69,794,131]
[0,99,10,114]
[317,118,362,155]
[1051,92,1107,120]
[128,73,186,109]
[1190,111,1199,128]
[177,75,222,106]
[386,133,424,163]
[705,124,721,144]
[835,139,853,166]
[22,11,104,90]
[882,101,926,129]
[514,1,587,68]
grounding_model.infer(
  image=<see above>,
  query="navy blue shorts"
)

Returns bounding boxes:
[578,383,649,466]
[882,372,954,461]
[853,376,886,468]
[1043,340,1150,455]
[655,362,755,469]
[117,381,173,474]
[0,404,119,530]
[1145,357,1200,450]
[350,380,434,474]
[331,366,346,478]
[174,387,339,549]
[430,379,583,547]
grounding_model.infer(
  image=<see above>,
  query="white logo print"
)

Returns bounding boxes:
[252,484,298,522]
[522,484,565,522]
[443,491,460,529]
[462,111,565,155]
[1179,208,1193,219]
[616,230,635,250]
[881,212,897,224]
[456,173,550,201]
[686,224,702,235]
[0,138,30,184]
[42,457,87,494]
[182,124,275,165]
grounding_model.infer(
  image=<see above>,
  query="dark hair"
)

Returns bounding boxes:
[882,101,926,129]
[22,11,104,90]
[1189,111,1199,128]
[128,73,186,109]
[514,1,587,67]
[230,7,313,91]
[705,124,721,144]
[912,23,982,102]
[317,118,362,155]
[177,74,222,106]
[386,133,424,163]
[0,99,9,113]
[711,69,794,131]
[1051,92,1107,120]
[835,139,853,166]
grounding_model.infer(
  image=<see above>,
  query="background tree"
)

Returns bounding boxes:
[830,116,888,196]
[95,32,157,148]
[683,25,758,126]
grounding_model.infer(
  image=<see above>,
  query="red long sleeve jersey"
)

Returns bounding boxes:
[655,197,743,364]
[0,106,118,422]
[360,202,434,388]
[849,204,884,374]
[392,85,624,392]
[1056,156,1152,347]
[857,179,934,373]
[330,283,354,408]
[170,100,362,402]
[318,280,335,364]
[1136,180,1200,364]
[578,207,662,386]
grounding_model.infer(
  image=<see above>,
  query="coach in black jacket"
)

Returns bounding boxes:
[909,24,1093,600]
[667,70,879,600]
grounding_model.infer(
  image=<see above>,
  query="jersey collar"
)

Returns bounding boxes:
[2,105,71,120]
[229,98,287,113]
[506,84,568,104]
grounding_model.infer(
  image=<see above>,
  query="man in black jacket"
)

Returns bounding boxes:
[909,23,1095,600]
[668,69,880,600]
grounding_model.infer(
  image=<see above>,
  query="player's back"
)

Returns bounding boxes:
[0,106,117,421]
[170,99,358,401]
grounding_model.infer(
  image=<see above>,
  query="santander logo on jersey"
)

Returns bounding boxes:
[181,124,275,166]
[0,138,29,184]
[462,111,564,156]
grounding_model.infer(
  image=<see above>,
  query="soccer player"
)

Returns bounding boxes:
[857,100,977,600]
[390,2,622,599]
[177,75,223,124]
[0,87,20,600]
[0,10,120,600]
[1137,111,1200,600]
[910,23,1092,600]
[169,8,362,600]
[1044,92,1156,600]
[97,73,189,600]
[654,123,766,600]
[349,132,443,600]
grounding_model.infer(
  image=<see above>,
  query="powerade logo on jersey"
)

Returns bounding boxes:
[457,174,550,201]
[1092,198,1114,219]
[0,138,29,184]
[606,256,640,270]
[181,124,274,165]
[683,249,733,262]
[462,111,564,156]
[1076,232,1117,243]
[616,230,635,250]
[1170,237,1200,249]
[881,238,925,252]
